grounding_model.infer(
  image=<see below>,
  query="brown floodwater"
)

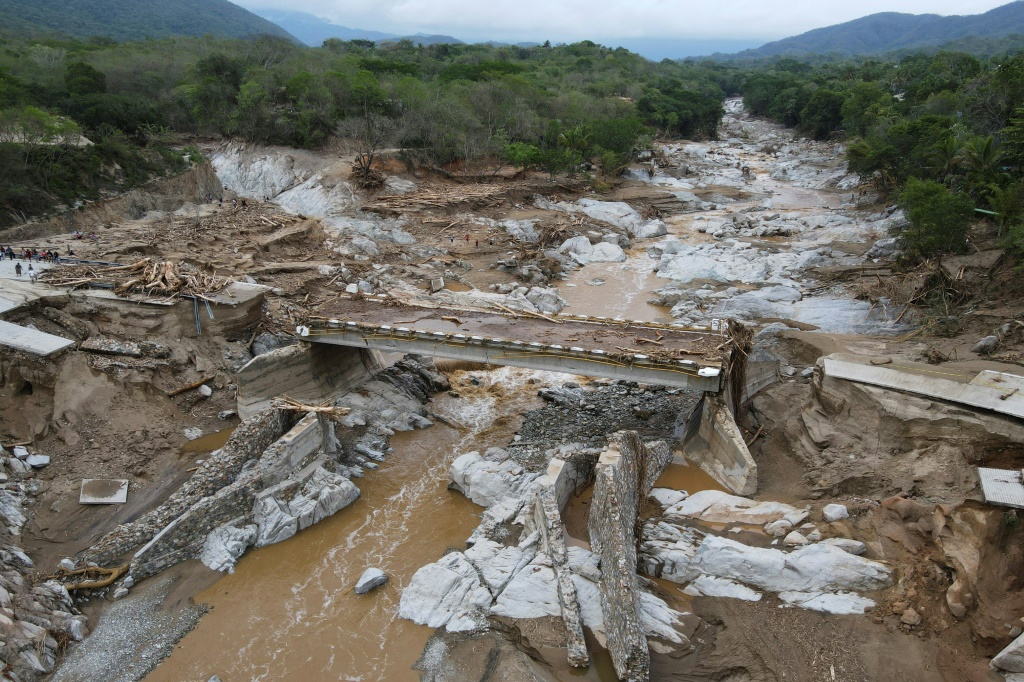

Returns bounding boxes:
[145,367,561,682]
[562,261,672,324]
[654,458,728,494]
[180,427,236,455]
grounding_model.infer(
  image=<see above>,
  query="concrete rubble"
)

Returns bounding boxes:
[0,93,1021,682]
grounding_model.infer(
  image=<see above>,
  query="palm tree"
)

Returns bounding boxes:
[557,125,590,178]
[926,136,962,185]
[958,136,1002,196]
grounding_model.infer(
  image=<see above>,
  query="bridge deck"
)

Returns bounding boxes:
[304,296,727,392]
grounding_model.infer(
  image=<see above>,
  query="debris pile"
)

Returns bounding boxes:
[40,259,232,300]
[365,182,521,214]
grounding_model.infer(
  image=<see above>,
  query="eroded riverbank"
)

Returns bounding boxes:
[146,367,552,681]
[0,95,1020,682]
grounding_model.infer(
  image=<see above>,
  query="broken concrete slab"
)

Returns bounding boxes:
[80,480,129,505]
[80,338,143,358]
[0,320,74,357]
[823,354,1024,420]
[978,468,1024,509]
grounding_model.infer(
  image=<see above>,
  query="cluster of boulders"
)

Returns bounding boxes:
[2,445,49,480]
[505,381,696,468]
[401,441,692,655]
[0,464,89,680]
[641,490,890,615]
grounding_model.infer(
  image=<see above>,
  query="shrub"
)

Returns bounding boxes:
[896,178,974,257]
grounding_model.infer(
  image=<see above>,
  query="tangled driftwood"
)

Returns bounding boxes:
[364,183,521,213]
[40,259,231,300]
[56,563,130,591]
[271,396,352,418]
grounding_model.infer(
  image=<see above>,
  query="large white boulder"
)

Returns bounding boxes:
[525,287,568,314]
[275,173,358,218]
[490,556,561,619]
[632,219,668,239]
[253,497,298,547]
[668,489,800,525]
[398,551,492,632]
[575,199,642,232]
[823,504,850,522]
[449,452,536,508]
[586,242,627,263]
[993,632,1024,673]
[253,468,359,547]
[200,524,257,573]
[465,538,537,595]
[689,535,891,594]
[355,568,388,594]
[290,468,360,530]
[557,237,626,265]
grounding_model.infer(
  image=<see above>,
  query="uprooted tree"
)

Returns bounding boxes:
[340,112,398,188]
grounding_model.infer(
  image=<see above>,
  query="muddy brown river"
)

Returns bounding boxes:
[146,367,561,682]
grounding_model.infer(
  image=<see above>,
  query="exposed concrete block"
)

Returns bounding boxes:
[235,343,383,419]
[742,347,781,403]
[588,432,675,681]
[684,395,757,496]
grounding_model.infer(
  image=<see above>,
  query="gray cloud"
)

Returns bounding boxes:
[237,0,1013,42]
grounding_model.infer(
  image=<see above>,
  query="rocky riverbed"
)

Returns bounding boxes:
[2,95,1022,682]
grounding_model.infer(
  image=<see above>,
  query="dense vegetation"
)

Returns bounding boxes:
[0,32,730,227]
[9,20,1024,259]
[736,51,1024,258]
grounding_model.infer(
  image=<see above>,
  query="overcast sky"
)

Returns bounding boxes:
[236,0,1014,43]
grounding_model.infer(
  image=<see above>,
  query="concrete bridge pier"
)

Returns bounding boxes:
[681,344,780,496]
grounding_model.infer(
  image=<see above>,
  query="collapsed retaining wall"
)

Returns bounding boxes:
[235,343,383,419]
[130,413,325,578]
[741,347,781,403]
[588,432,672,682]
[684,394,757,496]
[83,408,293,568]
[83,354,446,581]
[529,452,598,668]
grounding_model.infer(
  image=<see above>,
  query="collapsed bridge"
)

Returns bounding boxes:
[298,295,729,393]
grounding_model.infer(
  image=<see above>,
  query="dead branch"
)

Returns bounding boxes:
[168,376,214,396]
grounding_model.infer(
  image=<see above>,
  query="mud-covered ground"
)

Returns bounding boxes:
[0,98,1022,682]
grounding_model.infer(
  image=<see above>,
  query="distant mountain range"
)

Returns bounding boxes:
[725,1,1024,59]
[0,0,294,42]
[253,9,462,47]
[1,0,1019,62]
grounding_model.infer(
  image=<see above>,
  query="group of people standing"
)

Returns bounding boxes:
[2,247,61,263]
[1,245,70,283]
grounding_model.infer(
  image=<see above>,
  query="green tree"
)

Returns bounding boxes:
[897,178,974,257]
[800,88,845,140]
[986,181,1024,237]
[64,61,106,96]
[234,80,274,142]
[958,135,1002,196]
[926,136,963,185]
[504,141,539,171]
[840,81,891,136]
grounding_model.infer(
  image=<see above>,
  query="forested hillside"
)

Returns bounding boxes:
[0,33,729,227]
[739,51,1024,258]
[729,1,1024,59]
[0,0,294,42]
